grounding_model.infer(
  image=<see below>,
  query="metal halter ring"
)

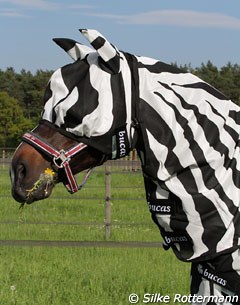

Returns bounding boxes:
[53,150,71,168]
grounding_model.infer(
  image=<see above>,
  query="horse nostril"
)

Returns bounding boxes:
[11,163,28,203]
[17,164,27,181]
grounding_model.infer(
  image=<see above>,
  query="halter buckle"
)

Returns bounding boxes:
[53,150,70,168]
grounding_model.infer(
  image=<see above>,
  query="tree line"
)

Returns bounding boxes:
[0,61,240,147]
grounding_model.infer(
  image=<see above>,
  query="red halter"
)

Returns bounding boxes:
[22,132,93,193]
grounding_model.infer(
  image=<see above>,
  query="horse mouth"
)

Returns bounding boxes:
[12,180,55,205]
[26,180,55,204]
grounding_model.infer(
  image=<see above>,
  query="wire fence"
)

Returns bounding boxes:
[1,148,152,241]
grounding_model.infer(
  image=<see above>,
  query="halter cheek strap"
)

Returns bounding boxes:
[22,132,93,194]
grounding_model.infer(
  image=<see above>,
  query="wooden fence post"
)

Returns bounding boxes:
[105,165,111,240]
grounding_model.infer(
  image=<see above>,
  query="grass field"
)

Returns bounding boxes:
[0,167,190,305]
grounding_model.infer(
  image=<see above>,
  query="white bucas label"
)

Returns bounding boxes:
[112,127,129,159]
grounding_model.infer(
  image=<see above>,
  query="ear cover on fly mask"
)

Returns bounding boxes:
[52,37,94,61]
[79,29,121,74]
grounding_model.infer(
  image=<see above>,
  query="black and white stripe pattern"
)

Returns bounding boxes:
[42,29,240,263]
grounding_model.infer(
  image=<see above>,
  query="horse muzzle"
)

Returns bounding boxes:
[10,162,56,204]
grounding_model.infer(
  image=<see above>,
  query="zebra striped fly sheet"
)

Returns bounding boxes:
[42,29,240,262]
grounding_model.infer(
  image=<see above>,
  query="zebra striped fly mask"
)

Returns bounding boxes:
[41,29,137,161]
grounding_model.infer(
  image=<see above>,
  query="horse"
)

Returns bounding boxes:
[11,29,240,303]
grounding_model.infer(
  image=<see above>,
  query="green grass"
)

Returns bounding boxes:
[0,167,190,305]
[0,247,190,305]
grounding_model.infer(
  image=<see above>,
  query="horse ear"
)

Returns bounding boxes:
[79,29,121,74]
[53,38,94,61]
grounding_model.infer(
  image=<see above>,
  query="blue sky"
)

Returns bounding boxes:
[1,0,240,72]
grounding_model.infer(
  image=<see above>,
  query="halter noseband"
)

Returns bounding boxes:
[22,132,94,194]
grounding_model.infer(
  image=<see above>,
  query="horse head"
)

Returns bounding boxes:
[11,29,135,204]
[11,122,105,204]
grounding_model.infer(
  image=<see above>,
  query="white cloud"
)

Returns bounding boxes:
[0,1,95,18]
[0,0,60,10]
[68,4,96,10]
[0,1,95,11]
[0,8,29,17]
[85,10,240,29]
